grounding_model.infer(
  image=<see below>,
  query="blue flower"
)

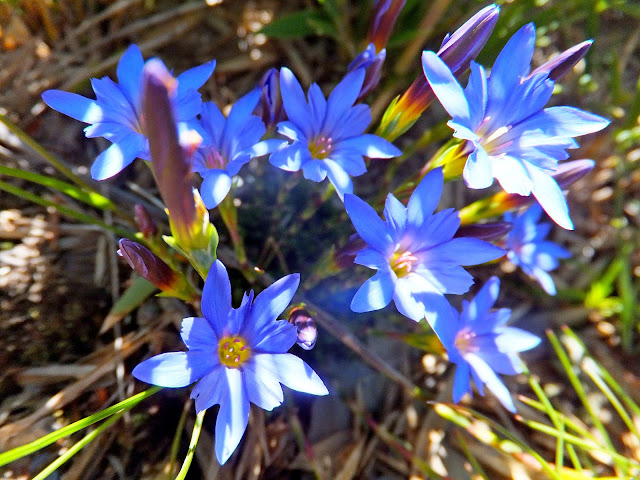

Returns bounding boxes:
[268,67,402,199]
[344,168,505,329]
[504,204,570,295]
[192,90,282,209]
[42,44,215,180]
[435,277,540,412]
[422,24,609,230]
[132,260,328,465]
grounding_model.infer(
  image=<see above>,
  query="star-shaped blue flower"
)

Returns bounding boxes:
[268,67,402,199]
[344,168,505,329]
[505,204,571,295]
[422,24,609,229]
[42,44,215,180]
[132,260,328,465]
[192,89,283,209]
[435,276,540,412]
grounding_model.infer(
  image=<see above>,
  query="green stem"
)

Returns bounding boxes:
[175,410,206,480]
[218,194,254,281]
[167,399,192,479]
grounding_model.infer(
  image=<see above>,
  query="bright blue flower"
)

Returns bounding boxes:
[434,276,540,412]
[42,44,215,180]
[504,204,570,295]
[267,67,402,199]
[192,90,283,208]
[132,260,328,465]
[422,24,609,230]
[344,168,505,329]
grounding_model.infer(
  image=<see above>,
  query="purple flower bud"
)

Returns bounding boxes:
[142,60,196,242]
[134,204,157,238]
[288,307,318,350]
[334,233,367,269]
[530,40,592,82]
[348,44,387,100]
[455,222,512,242]
[367,0,406,52]
[553,159,595,189]
[118,239,179,291]
[254,68,284,129]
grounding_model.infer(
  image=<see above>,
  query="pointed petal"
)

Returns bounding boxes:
[353,248,388,268]
[344,194,394,254]
[42,90,104,124]
[463,147,493,189]
[279,68,313,137]
[528,166,573,230]
[462,277,500,324]
[253,353,328,395]
[132,351,213,387]
[116,45,144,107]
[495,327,541,353]
[392,273,451,324]
[201,260,232,336]
[426,237,505,266]
[323,158,354,200]
[90,133,146,180]
[336,134,401,159]
[407,168,443,229]
[465,352,516,412]
[452,362,472,403]
[422,51,471,123]
[190,365,225,412]
[252,320,297,353]
[269,141,311,172]
[324,69,365,135]
[351,268,396,312]
[243,359,284,411]
[176,59,216,92]
[215,368,250,465]
[248,273,300,332]
[181,316,218,350]
[200,170,232,209]
[383,193,407,239]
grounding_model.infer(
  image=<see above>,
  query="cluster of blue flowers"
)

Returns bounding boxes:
[42,2,609,465]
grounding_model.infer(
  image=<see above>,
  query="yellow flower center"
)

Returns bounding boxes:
[218,336,251,368]
[308,135,333,159]
[390,250,417,278]
[454,328,475,353]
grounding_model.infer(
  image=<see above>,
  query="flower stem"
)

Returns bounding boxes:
[174,410,206,480]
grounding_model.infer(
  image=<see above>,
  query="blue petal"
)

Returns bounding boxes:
[463,147,493,189]
[190,364,225,412]
[243,358,284,411]
[307,83,327,127]
[200,170,232,209]
[422,51,471,123]
[452,361,472,403]
[426,237,505,266]
[492,155,534,196]
[407,168,443,230]
[269,141,311,172]
[90,77,136,124]
[351,268,396,312]
[301,159,328,182]
[344,194,394,254]
[354,248,388,268]
[247,273,300,334]
[336,134,401,159]
[464,62,488,129]
[84,122,131,141]
[528,165,573,230]
[333,104,371,140]
[414,264,474,295]
[530,106,610,138]
[181,316,218,350]
[495,327,541,353]
[224,89,262,143]
[252,353,329,395]
[328,152,367,176]
[392,273,450,323]
[276,121,306,142]
[116,45,144,108]
[42,90,104,124]
[409,208,459,252]
[531,267,557,295]
[132,351,214,388]
[176,59,216,92]
[201,260,232,336]
[324,68,365,136]
[90,132,147,180]
[244,139,288,158]
[252,320,297,353]
[215,368,250,465]
[279,68,313,137]
[465,352,516,412]
[200,101,226,147]
[383,194,407,239]
[323,159,354,199]
[462,277,500,325]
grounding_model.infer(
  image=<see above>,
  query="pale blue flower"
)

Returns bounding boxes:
[435,277,540,412]
[505,204,571,295]
[192,90,282,208]
[268,67,401,199]
[344,168,505,329]
[42,44,215,180]
[133,260,328,465]
[422,24,609,229]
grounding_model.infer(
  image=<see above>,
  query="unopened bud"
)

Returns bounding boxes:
[134,204,157,238]
[367,0,406,52]
[334,233,367,269]
[348,44,386,100]
[553,159,595,189]
[288,307,318,350]
[530,40,592,82]
[455,222,512,242]
[255,68,284,129]
[118,239,178,291]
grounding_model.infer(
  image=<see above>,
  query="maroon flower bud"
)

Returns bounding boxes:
[288,307,318,350]
[553,159,595,190]
[255,68,284,129]
[134,204,157,238]
[530,40,592,82]
[142,60,196,242]
[334,233,367,269]
[455,222,512,242]
[367,0,406,53]
[118,239,179,291]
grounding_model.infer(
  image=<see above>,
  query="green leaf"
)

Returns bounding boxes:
[100,276,158,333]
[260,9,335,38]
